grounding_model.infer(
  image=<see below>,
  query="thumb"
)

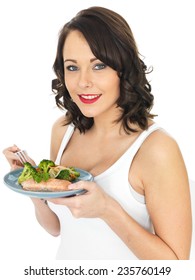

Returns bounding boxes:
[11,144,20,152]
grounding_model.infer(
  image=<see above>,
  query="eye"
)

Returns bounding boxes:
[93,63,107,70]
[66,65,78,71]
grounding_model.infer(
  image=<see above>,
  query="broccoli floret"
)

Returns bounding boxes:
[18,162,37,184]
[56,169,71,180]
[37,159,55,183]
[56,168,80,181]
[38,159,55,173]
[33,170,50,183]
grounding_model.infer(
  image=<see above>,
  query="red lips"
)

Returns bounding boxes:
[78,94,101,104]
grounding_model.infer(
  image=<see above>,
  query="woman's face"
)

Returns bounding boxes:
[63,30,120,119]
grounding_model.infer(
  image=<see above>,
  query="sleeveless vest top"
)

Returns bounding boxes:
[49,123,161,259]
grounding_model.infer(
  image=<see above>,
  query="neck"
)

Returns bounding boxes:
[91,106,123,136]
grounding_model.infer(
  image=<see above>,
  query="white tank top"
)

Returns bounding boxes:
[49,123,161,259]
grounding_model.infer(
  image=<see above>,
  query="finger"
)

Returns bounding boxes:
[2,145,18,155]
[3,150,20,165]
[12,144,20,151]
[2,145,24,169]
[48,196,78,207]
[68,180,92,190]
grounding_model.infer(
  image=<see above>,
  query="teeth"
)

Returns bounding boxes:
[80,95,100,100]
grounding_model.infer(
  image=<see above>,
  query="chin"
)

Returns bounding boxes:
[82,112,96,118]
[80,109,97,118]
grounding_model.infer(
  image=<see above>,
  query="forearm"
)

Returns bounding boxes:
[102,198,179,260]
[31,198,60,237]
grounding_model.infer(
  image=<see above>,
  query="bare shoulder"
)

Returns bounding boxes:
[140,128,187,175]
[50,115,69,161]
[141,128,182,162]
[130,128,189,192]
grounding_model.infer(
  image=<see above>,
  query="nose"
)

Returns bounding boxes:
[78,69,93,88]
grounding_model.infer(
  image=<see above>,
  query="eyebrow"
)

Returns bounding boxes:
[64,58,98,63]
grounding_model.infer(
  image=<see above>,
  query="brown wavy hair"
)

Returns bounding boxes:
[52,6,155,133]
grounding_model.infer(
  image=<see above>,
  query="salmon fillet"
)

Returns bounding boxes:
[21,178,71,192]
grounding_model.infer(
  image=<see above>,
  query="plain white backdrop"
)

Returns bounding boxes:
[0,0,194,269]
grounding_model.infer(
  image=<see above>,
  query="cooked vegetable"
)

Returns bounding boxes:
[57,167,80,181]
[18,162,38,184]
[38,159,55,173]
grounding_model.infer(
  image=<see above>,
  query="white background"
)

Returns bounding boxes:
[0,0,194,271]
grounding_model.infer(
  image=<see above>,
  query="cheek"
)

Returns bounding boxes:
[64,76,74,93]
[114,78,120,96]
[105,78,120,98]
[98,73,120,90]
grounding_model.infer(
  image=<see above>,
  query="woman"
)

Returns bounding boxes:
[3,6,192,259]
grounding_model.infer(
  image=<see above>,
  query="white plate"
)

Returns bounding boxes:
[3,168,93,198]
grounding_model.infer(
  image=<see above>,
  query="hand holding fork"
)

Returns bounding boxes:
[2,145,36,170]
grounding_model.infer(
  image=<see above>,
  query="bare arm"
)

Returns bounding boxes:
[30,198,60,236]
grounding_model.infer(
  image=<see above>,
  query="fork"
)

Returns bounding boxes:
[15,150,28,165]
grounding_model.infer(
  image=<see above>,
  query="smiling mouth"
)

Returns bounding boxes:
[78,94,102,104]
